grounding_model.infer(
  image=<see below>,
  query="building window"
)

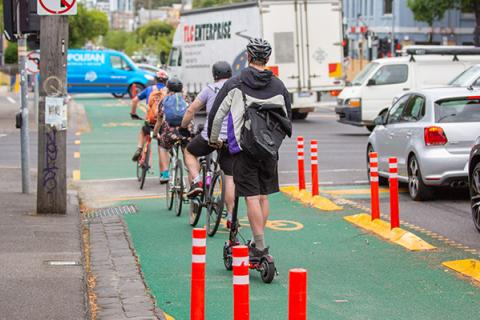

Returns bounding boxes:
[384,0,393,14]
[370,0,374,16]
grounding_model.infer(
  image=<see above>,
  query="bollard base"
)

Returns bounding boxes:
[442,259,480,282]
[344,213,436,251]
[280,186,342,211]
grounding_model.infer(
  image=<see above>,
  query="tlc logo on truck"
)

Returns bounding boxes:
[184,21,232,43]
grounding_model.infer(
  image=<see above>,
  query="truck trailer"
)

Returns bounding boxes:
[167,0,344,119]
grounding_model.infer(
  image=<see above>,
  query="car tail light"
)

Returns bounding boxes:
[330,90,341,97]
[424,126,448,146]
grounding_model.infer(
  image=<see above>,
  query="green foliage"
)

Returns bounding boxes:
[5,43,18,64]
[137,20,174,43]
[103,30,141,56]
[407,0,454,27]
[69,4,109,48]
[192,0,245,8]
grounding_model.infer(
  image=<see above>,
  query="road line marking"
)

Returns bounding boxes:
[6,97,16,104]
[74,152,80,159]
[73,170,81,181]
[74,140,81,145]
[95,195,166,202]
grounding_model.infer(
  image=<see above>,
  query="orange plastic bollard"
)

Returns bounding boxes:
[297,136,306,190]
[190,228,206,320]
[389,157,399,229]
[310,140,319,196]
[369,152,380,220]
[288,268,308,320]
[233,245,250,320]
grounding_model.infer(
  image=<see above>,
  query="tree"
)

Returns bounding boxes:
[69,4,109,48]
[103,30,140,56]
[408,0,480,46]
[407,0,453,42]
[5,43,18,64]
[136,20,173,43]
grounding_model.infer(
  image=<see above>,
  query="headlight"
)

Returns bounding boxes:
[144,74,155,81]
[348,98,361,108]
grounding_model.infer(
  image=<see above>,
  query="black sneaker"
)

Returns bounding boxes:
[186,182,203,198]
[248,244,269,264]
[132,147,142,162]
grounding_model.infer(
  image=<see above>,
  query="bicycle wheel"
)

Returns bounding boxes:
[206,170,225,237]
[174,159,184,217]
[165,158,175,210]
[139,144,151,190]
[136,160,141,181]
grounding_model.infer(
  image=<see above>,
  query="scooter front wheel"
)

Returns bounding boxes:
[223,244,233,271]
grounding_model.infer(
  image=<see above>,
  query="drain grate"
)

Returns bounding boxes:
[85,204,139,219]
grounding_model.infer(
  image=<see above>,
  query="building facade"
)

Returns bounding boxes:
[344,0,477,58]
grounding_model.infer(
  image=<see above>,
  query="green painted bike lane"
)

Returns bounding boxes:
[78,96,160,180]
[77,96,480,319]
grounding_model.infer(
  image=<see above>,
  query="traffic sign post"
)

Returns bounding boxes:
[37,0,77,15]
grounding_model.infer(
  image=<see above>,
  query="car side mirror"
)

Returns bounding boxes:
[374,115,385,126]
[367,79,376,86]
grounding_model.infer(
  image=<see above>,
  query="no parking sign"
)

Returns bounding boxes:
[37,0,77,15]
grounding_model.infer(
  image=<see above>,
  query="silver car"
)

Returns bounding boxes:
[367,87,480,201]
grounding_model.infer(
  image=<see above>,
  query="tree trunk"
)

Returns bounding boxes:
[474,1,480,46]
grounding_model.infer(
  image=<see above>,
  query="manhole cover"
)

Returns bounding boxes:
[85,204,138,219]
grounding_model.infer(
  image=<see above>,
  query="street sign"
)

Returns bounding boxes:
[37,0,77,15]
[26,51,40,75]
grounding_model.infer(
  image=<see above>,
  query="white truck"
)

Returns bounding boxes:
[167,0,344,119]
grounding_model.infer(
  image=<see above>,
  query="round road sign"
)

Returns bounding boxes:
[26,51,40,75]
[38,0,77,15]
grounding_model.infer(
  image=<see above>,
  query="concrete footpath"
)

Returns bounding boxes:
[0,168,86,319]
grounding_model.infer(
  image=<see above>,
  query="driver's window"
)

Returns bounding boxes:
[387,95,410,124]
[110,55,131,71]
[402,95,425,122]
[370,64,408,85]
[473,77,480,87]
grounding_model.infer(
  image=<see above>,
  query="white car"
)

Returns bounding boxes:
[449,64,480,87]
[367,87,480,201]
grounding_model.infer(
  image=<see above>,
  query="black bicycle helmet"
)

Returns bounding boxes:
[212,61,232,80]
[246,38,272,64]
[167,78,183,92]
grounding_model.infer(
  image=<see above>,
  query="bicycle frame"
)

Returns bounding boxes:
[139,131,154,168]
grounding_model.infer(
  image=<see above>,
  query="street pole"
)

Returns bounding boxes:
[18,36,31,194]
[391,0,395,56]
[37,16,68,214]
[34,74,39,125]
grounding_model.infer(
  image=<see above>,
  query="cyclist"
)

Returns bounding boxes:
[180,61,235,227]
[130,70,170,183]
[208,39,292,259]
[154,78,191,159]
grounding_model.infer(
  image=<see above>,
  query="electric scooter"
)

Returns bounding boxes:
[223,197,277,283]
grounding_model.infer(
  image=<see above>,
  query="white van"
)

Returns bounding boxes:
[336,46,480,131]
[168,0,344,120]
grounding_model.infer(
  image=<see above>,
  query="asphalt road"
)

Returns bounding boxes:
[283,106,480,251]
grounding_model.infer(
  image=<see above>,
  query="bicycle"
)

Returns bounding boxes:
[165,139,187,217]
[135,122,155,190]
[189,144,226,237]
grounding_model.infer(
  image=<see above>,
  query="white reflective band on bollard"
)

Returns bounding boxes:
[370,157,378,163]
[370,167,378,173]
[192,254,206,263]
[192,238,206,247]
[389,173,398,179]
[232,256,249,267]
[370,176,379,182]
[233,275,250,285]
[389,163,398,169]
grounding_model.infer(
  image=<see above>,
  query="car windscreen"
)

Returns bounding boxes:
[448,65,480,86]
[351,62,378,86]
[435,97,480,123]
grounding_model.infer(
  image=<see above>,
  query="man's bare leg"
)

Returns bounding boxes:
[159,147,170,172]
[224,175,235,221]
[259,195,269,227]
[246,195,266,250]
[184,148,200,183]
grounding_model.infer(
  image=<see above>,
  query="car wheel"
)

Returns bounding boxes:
[112,93,125,98]
[408,155,433,201]
[366,144,388,185]
[470,162,480,232]
[128,83,145,99]
[292,110,308,120]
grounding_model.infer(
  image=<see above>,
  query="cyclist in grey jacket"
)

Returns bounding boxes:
[208,38,292,258]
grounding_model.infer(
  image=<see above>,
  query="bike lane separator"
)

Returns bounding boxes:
[442,259,480,283]
[280,186,343,211]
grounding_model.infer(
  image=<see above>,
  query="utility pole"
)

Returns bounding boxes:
[391,0,395,56]
[37,15,69,214]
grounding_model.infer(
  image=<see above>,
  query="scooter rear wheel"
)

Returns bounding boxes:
[260,259,275,283]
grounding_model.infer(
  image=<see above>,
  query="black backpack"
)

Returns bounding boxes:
[239,86,291,160]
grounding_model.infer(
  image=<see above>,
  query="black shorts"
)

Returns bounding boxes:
[232,152,279,197]
[186,135,233,176]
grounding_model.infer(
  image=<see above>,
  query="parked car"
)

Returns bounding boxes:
[367,87,480,201]
[468,137,480,232]
[67,49,155,98]
[337,46,480,131]
[449,64,480,87]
